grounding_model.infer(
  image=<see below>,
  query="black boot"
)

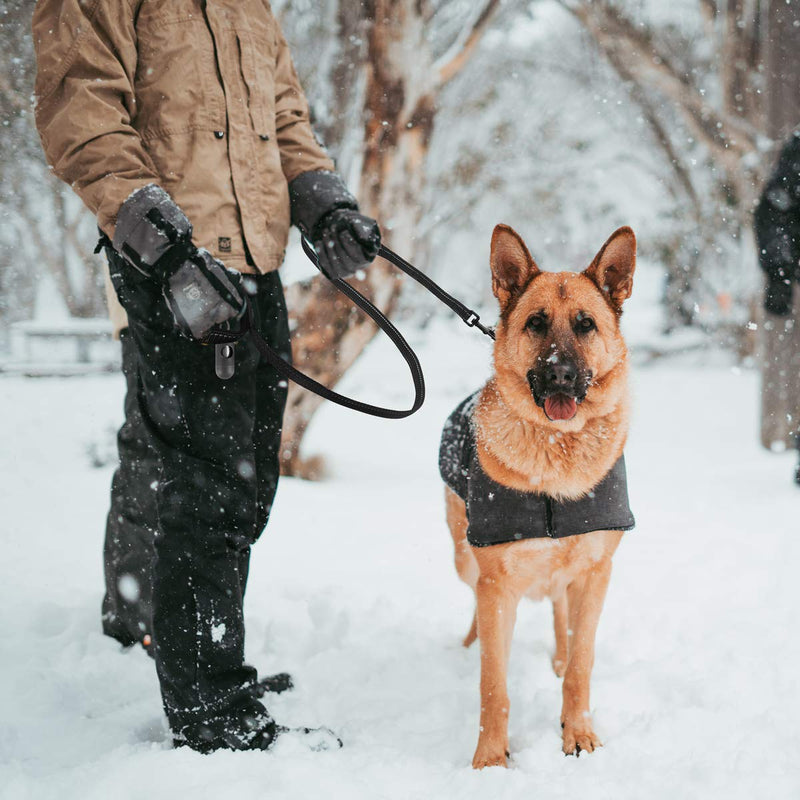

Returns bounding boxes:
[173,700,278,753]
[249,672,294,697]
[173,699,342,754]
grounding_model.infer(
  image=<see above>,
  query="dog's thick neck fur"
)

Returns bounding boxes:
[473,358,629,502]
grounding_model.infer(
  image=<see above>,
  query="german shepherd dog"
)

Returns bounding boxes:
[441,224,636,768]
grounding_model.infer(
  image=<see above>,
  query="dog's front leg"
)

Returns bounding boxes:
[560,558,613,755]
[551,591,569,677]
[472,575,519,769]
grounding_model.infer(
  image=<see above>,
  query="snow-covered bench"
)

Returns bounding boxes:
[12,318,113,364]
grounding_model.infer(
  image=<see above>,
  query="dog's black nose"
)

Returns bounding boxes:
[546,364,576,390]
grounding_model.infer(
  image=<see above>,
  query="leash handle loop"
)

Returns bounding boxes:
[235,237,493,419]
[245,240,425,419]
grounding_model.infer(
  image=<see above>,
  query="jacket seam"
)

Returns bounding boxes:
[38,0,142,104]
[139,123,228,141]
[37,0,104,103]
[141,15,209,29]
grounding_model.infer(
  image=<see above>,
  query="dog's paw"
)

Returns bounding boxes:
[472,744,509,769]
[551,656,567,678]
[561,721,602,756]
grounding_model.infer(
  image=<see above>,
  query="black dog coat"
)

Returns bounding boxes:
[439,392,635,548]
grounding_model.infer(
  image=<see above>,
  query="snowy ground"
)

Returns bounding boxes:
[1,315,798,800]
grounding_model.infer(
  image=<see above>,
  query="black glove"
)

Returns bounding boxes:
[112,185,247,341]
[288,170,381,280]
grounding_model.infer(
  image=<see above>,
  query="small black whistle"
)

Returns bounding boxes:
[215,343,235,380]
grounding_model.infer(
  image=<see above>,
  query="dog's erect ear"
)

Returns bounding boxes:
[584,226,636,312]
[490,224,540,310]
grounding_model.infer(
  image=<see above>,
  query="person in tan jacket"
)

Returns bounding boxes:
[33,0,380,753]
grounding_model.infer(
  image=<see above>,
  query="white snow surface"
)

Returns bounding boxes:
[1,318,798,800]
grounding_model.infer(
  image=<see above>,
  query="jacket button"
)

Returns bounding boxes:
[214,131,225,139]
[259,134,270,141]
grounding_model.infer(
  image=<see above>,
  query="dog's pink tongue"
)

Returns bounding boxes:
[544,394,578,421]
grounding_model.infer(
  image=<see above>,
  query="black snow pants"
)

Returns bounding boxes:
[104,248,290,741]
[101,327,158,650]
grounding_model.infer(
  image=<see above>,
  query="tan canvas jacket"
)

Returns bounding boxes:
[33,0,335,282]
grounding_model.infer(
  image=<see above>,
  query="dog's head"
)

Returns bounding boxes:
[490,224,635,429]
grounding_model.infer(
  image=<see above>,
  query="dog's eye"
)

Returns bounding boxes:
[575,315,595,333]
[526,315,547,334]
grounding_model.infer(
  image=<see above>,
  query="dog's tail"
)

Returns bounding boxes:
[463,610,478,648]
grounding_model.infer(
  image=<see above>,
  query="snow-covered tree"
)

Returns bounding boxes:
[275,0,506,476]
[0,0,105,335]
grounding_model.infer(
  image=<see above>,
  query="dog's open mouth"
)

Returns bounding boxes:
[543,394,578,421]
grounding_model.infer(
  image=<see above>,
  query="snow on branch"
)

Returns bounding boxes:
[559,0,761,166]
[434,0,502,86]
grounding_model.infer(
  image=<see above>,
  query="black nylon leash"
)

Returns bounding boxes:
[371,243,496,341]
[211,238,494,419]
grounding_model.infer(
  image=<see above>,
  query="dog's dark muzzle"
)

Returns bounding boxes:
[527,363,591,407]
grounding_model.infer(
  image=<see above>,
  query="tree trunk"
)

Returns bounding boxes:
[279,0,500,477]
[720,0,764,124]
[759,0,800,451]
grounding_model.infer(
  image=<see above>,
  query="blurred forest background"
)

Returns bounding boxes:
[1,0,799,467]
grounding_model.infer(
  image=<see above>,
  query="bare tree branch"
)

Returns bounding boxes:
[435,0,502,86]
[562,0,760,156]
[622,67,701,211]
[699,0,719,23]
[0,70,28,114]
[558,0,765,211]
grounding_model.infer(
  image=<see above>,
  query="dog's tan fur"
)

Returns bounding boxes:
[446,224,636,768]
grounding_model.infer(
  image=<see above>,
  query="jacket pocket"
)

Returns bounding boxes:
[236,30,276,138]
[134,14,224,136]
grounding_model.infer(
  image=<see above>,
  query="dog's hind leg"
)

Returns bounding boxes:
[551,591,568,677]
[445,487,480,645]
[463,609,478,648]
